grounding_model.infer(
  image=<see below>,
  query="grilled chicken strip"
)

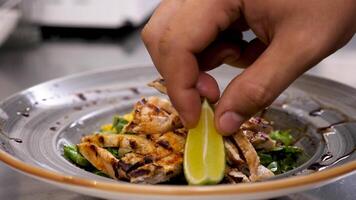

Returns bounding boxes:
[81,129,186,184]
[240,117,276,150]
[256,165,275,180]
[155,131,186,153]
[77,142,121,180]
[81,133,172,159]
[225,167,250,184]
[129,153,183,184]
[147,78,167,94]
[224,138,245,166]
[78,141,184,184]
[232,131,260,182]
[125,97,182,135]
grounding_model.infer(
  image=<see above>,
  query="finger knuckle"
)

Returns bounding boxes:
[240,81,274,110]
[158,34,173,56]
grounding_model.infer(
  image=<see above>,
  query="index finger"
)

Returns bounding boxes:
[155,0,242,127]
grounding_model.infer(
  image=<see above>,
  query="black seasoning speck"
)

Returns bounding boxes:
[122,96,130,100]
[73,106,83,111]
[21,112,30,117]
[76,93,87,101]
[17,111,30,117]
[49,127,57,131]
[13,138,23,143]
[129,87,140,95]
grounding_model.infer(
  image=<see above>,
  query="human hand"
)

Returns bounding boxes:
[141,0,356,135]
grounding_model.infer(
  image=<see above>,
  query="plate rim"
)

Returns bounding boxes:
[0,149,355,195]
[0,64,356,196]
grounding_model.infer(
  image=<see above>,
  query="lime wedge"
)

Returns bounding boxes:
[184,99,225,185]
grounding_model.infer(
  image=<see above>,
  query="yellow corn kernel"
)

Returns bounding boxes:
[100,124,113,132]
[123,112,134,121]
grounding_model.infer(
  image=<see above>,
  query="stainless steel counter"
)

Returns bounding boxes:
[0,24,355,200]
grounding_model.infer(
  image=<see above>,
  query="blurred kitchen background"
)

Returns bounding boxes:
[0,0,355,200]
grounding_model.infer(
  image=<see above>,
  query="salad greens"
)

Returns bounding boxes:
[270,130,293,146]
[258,130,305,174]
[112,116,129,133]
[64,115,131,175]
[63,145,91,168]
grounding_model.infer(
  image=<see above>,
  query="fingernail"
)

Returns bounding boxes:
[219,111,244,135]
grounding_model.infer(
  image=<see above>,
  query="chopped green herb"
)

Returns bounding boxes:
[63,145,91,168]
[257,145,304,174]
[267,161,278,172]
[271,145,303,153]
[270,130,293,146]
[106,147,132,159]
[106,147,119,158]
[258,152,273,166]
[112,116,129,133]
[93,169,110,178]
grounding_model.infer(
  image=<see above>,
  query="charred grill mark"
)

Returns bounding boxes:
[166,170,174,176]
[140,98,147,104]
[129,161,145,172]
[144,156,153,164]
[145,134,152,140]
[98,135,104,144]
[118,160,132,172]
[158,78,165,84]
[89,144,98,157]
[147,103,161,114]
[129,169,151,178]
[126,122,136,130]
[227,136,246,163]
[173,129,187,137]
[171,118,183,129]
[111,159,120,179]
[157,140,173,150]
[229,175,243,183]
[119,160,145,173]
[129,140,138,149]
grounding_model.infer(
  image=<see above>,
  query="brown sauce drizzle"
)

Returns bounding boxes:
[305,106,356,171]
[308,148,356,171]
[0,128,22,143]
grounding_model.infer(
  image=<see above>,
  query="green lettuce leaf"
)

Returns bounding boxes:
[270,130,293,146]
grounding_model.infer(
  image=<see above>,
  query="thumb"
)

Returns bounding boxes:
[214,36,317,135]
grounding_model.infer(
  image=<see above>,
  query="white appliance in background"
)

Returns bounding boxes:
[21,0,160,28]
[0,0,21,46]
